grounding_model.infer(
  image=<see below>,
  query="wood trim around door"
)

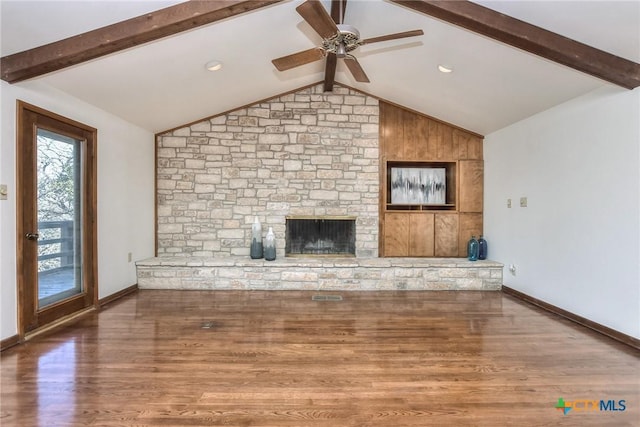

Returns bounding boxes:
[15,100,98,338]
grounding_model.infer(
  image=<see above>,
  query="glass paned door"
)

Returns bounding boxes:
[17,101,96,335]
[36,129,84,308]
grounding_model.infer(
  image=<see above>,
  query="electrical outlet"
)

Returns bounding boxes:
[520,197,528,207]
[507,198,512,208]
[128,252,133,263]
[0,184,7,200]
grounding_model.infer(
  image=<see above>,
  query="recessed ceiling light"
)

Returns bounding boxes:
[438,64,453,73]
[205,60,223,72]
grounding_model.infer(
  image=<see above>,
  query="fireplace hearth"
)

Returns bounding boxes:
[285,216,356,257]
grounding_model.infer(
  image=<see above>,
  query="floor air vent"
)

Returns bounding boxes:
[200,321,222,329]
[312,295,343,301]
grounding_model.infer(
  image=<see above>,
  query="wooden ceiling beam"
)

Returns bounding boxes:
[0,0,284,84]
[390,0,640,89]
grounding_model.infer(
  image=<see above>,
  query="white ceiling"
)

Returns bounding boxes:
[1,0,638,135]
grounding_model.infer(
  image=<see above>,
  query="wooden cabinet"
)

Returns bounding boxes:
[435,214,458,256]
[383,213,410,256]
[410,214,435,256]
[383,213,434,257]
[379,101,484,258]
[458,213,483,256]
[459,160,483,213]
[384,212,481,258]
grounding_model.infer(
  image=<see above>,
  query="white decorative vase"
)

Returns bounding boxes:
[263,227,276,261]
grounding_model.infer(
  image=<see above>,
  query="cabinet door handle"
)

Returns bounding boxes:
[25,233,39,241]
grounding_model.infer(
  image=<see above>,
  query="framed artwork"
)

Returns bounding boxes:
[390,167,446,205]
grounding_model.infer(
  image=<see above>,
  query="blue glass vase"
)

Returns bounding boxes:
[250,216,263,259]
[478,235,487,260]
[467,235,479,261]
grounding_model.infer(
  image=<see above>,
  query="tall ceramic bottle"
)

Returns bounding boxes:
[264,227,276,261]
[250,216,263,259]
[467,235,479,261]
[478,235,487,260]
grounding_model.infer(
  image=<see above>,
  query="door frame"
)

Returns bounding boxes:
[16,100,98,338]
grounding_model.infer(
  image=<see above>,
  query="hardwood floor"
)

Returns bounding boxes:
[1,290,638,426]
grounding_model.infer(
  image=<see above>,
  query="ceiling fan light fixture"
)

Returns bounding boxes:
[337,24,360,40]
[438,64,454,73]
[205,60,223,71]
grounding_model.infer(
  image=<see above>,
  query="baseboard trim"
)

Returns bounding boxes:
[1,335,20,352]
[502,285,639,350]
[99,283,138,308]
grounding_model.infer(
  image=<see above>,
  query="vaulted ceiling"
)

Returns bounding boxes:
[1,0,638,135]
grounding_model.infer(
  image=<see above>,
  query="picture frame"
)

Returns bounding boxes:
[390,167,447,205]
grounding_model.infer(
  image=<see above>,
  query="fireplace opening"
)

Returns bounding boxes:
[285,216,356,257]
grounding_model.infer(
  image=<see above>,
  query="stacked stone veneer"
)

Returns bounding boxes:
[137,257,503,291]
[156,84,379,258]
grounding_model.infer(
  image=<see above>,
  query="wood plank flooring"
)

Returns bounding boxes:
[1,290,638,426]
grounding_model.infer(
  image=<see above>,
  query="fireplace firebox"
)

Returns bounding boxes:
[285,216,356,257]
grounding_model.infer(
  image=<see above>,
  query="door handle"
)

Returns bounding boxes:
[25,233,39,241]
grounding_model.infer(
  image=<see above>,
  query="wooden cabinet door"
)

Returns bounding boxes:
[409,213,435,256]
[458,213,483,257]
[459,160,483,213]
[384,213,410,256]
[435,214,458,256]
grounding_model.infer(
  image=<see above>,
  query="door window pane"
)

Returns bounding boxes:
[36,129,83,308]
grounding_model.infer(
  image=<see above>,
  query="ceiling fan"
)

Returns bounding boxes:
[272,0,424,91]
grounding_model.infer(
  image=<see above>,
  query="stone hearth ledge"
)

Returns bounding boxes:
[136,257,503,291]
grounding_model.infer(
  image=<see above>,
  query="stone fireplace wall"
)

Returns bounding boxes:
[156,84,380,258]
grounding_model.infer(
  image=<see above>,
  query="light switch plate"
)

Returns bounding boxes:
[0,184,7,200]
[507,198,512,208]
[520,197,527,207]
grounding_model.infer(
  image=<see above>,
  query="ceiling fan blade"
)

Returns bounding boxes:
[296,0,339,39]
[272,48,326,71]
[344,56,369,83]
[324,53,337,92]
[330,0,347,24]
[361,29,424,45]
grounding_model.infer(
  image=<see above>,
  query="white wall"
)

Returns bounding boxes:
[485,86,640,339]
[1,80,155,341]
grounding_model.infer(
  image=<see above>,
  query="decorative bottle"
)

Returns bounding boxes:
[250,216,263,259]
[478,235,487,260]
[264,227,276,261]
[467,235,479,261]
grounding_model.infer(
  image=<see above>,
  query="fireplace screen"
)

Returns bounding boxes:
[285,217,356,257]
